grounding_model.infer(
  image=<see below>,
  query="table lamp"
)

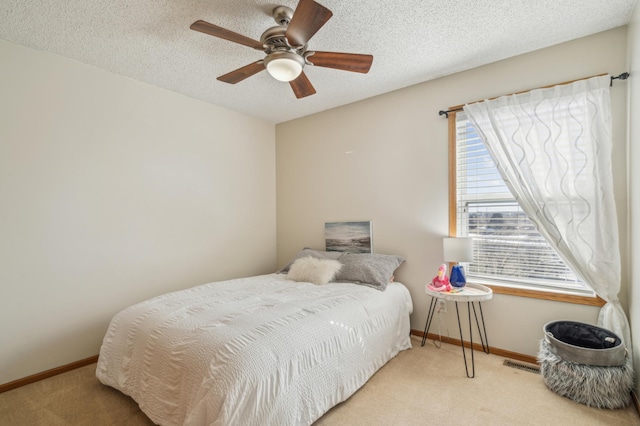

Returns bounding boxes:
[443,237,474,288]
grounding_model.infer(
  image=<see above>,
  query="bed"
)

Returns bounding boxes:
[96,250,412,425]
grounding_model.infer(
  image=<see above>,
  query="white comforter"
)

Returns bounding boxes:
[96,274,413,426]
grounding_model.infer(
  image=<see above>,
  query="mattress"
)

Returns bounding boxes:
[96,273,413,425]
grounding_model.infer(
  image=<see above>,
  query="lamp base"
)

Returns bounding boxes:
[450,265,467,288]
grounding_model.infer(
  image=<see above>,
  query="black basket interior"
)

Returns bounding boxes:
[546,321,621,350]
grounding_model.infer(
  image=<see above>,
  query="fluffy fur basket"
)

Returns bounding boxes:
[538,338,633,409]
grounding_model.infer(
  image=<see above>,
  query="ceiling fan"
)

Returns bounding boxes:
[190,0,373,99]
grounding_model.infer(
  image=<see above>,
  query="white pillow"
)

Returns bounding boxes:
[286,257,342,285]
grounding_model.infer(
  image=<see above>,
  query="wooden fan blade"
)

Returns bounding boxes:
[285,0,333,47]
[307,51,373,73]
[217,61,266,84]
[190,20,264,50]
[289,72,316,99]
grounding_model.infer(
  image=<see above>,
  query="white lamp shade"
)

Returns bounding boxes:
[265,55,303,82]
[443,237,474,263]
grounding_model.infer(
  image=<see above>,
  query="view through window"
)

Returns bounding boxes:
[452,111,590,294]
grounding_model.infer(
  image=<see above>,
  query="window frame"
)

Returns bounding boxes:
[447,107,604,307]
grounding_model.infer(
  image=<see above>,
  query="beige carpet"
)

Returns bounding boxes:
[1,337,638,425]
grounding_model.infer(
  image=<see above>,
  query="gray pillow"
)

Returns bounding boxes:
[278,248,345,273]
[333,252,405,291]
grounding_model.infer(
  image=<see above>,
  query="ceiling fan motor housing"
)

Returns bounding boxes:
[260,21,306,73]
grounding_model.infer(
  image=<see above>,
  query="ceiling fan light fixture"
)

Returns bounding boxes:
[264,51,304,82]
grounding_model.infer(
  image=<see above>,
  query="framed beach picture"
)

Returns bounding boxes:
[325,221,373,253]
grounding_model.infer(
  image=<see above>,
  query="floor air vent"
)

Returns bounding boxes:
[503,359,540,374]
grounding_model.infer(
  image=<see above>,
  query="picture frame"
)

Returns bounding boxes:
[325,221,373,253]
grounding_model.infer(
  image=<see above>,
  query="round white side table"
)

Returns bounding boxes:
[421,282,493,378]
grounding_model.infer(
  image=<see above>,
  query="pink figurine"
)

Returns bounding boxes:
[428,263,451,292]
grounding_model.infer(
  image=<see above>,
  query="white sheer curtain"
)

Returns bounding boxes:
[463,75,631,355]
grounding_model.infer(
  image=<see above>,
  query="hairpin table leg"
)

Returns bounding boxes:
[421,297,438,347]
[455,301,490,378]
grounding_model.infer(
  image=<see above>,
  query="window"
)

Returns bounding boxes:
[450,110,595,298]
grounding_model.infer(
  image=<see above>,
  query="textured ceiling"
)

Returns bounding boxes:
[0,0,637,123]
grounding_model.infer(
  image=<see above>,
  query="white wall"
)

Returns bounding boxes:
[276,27,629,358]
[0,40,277,385]
[627,2,640,395]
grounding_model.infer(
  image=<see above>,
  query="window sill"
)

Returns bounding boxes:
[484,284,606,307]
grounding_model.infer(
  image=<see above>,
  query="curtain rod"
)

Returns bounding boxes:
[438,72,630,118]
